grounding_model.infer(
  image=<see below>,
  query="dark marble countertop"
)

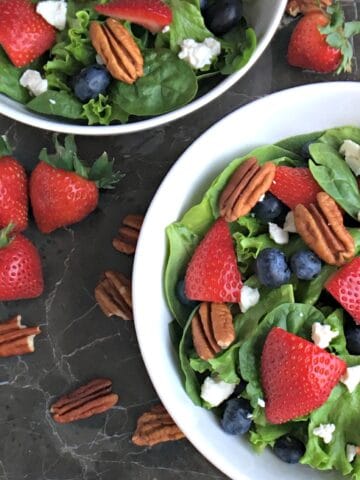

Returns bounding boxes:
[1,4,360,480]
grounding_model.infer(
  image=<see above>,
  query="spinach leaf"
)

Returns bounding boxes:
[275,131,324,156]
[111,49,198,116]
[294,265,337,305]
[318,126,360,149]
[0,48,30,103]
[220,27,256,75]
[27,90,83,119]
[156,0,212,52]
[309,142,360,218]
[179,307,202,406]
[164,223,199,326]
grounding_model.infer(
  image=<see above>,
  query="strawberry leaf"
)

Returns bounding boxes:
[88,153,124,189]
[0,135,12,157]
[344,21,360,38]
[0,224,14,249]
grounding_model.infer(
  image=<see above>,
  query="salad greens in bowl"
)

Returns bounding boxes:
[0,0,286,134]
[132,83,360,480]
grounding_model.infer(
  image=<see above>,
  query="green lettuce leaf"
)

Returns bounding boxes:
[318,126,360,149]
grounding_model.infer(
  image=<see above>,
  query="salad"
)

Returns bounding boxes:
[164,126,360,479]
[0,0,256,125]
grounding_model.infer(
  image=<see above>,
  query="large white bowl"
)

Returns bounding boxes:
[0,0,286,135]
[133,82,360,480]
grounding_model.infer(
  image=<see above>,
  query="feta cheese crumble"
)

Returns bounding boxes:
[313,423,335,444]
[341,365,360,393]
[257,398,265,408]
[268,222,289,245]
[240,285,260,313]
[258,194,265,202]
[178,38,221,70]
[96,54,105,65]
[283,211,297,233]
[162,25,170,33]
[36,0,67,30]
[20,70,48,97]
[311,322,339,349]
[200,376,236,407]
[347,444,358,463]
[339,139,360,176]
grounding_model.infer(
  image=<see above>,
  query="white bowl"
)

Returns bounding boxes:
[133,82,360,480]
[0,1,286,135]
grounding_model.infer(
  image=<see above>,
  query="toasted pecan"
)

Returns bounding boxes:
[0,315,41,357]
[90,19,143,84]
[50,378,118,424]
[219,158,276,222]
[192,302,235,360]
[113,214,144,255]
[95,270,133,320]
[294,192,355,266]
[132,403,185,446]
[286,0,332,16]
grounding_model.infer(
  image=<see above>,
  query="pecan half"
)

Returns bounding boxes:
[132,403,185,446]
[286,0,332,16]
[113,214,144,255]
[50,378,118,424]
[192,302,235,361]
[0,315,41,357]
[95,270,132,320]
[90,19,143,84]
[219,158,276,222]
[294,192,355,266]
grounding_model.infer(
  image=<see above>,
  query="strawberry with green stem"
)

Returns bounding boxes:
[287,1,360,73]
[30,135,122,234]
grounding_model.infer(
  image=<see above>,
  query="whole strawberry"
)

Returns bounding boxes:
[0,0,56,67]
[0,136,28,232]
[30,135,121,234]
[0,224,44,301]
[287,2,360,73]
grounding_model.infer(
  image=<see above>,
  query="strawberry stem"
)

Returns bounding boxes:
[0,135,12,157]
[39,134,122,188]
[0,224,15,249]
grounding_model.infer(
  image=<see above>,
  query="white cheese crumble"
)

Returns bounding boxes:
[311,322,339,349]
[240,285,260,313]
[19,70,48,97]
[257,398,265,408]
[162,25,170,33]
[36,0,67,30]
[341,365,360,393]
[340,139,360,176]
[313,423,335,444]
[347,444,358,463]
[283,211,297,233]
[268,222,289,245]
[178,38,221,69]
[200,376,236,407]
[258,194,265,202]
[96,54,105,65]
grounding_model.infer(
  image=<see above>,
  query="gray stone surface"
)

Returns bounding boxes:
[0,4,360,479]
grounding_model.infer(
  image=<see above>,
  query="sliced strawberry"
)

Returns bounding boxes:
[0,0,56,67]
[269,166,322,209]
[184,218,242,303]
[261,327,346,424]
[95,0,172,34]
[326,257,360,324]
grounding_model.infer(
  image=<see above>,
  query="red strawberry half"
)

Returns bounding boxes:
[95,0,172,34]
[326,257,360,324]
[30,135,121,234]
[184,218,242,303]
[0,137,28,232]
[0,225,44,301]
[261,327,346,424]
[0,0,56,67]
[269,166,322,209]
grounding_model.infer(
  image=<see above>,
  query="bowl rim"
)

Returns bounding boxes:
[0,0,287,136]
[132,81,360,480]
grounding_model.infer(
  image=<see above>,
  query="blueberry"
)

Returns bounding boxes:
[176,279,198,308]
[301,140,315,160]
[345,322,360,355]
[221,398,252,435]
[252,193,287,223]
[273,435,305,464]
[290,250,322,280]
[256,248,291,288]
[203,0,243,36]
[199,0,208,10]
[73,65,111,102]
